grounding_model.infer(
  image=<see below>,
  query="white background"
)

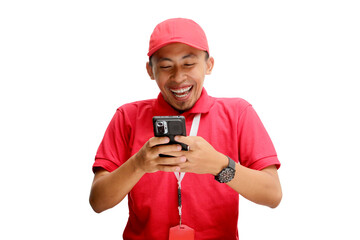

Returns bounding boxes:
[1,0,359,239]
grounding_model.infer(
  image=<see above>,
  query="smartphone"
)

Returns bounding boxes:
[153,116,189,155]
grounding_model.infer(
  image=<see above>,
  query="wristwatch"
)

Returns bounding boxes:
[215,156,236,183]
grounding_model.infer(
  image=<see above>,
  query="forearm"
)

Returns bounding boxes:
[171,136,282,208]
[90,136,187,213]
[227,164,282,208]
[209,152,282,208]
[89,156,145,213]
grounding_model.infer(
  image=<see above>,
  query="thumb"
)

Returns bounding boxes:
[174,135,191,145]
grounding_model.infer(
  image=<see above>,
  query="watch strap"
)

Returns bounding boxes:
[228,156,235,170]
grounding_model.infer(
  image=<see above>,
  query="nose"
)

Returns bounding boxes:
[171,66,186,83]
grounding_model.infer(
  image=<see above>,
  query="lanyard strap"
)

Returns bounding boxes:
[174,113,201,226]
[174,113,201,186]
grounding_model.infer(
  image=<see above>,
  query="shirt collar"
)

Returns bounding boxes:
[153,88,215,116]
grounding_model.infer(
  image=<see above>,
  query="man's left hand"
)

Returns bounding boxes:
[167,136,229,175]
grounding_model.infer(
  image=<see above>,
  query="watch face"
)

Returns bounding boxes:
[216,167,235,183]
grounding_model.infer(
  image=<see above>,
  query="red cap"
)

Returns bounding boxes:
[148,18,209,57]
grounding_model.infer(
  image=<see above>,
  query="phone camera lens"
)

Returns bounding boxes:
[156,121,167,134]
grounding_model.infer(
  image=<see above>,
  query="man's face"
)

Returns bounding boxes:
[147,43,214,112]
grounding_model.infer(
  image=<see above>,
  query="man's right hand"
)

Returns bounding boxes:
[90,136,186,213]
[132,137,187,173]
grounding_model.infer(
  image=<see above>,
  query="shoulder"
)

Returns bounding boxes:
[117,98,155,114]
[212,96,252,115]
[112,99,156,125]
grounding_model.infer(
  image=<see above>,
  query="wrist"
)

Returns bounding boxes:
[212,153,229,176]
[129,154,146,176]
[214,155,236,183]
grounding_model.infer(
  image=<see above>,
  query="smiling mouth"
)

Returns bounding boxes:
[170,86,193,98]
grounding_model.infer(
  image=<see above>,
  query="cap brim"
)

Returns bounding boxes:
[147,40,208,57]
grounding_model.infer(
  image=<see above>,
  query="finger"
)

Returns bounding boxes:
[177,164,190,173]
[155,144,182,155]
[174,136,198,149]
[157,165,181,173]
[156,156,187,165]
[161,150,189,158]
[174,135,190,144]
[148,136,170,148]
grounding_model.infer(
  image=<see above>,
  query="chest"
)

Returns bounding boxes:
[128,112,240,162]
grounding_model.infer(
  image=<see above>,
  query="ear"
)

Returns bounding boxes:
[205,57,214,75]
[146,62,155,80]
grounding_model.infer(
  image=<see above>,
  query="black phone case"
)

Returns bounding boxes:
[153,116,188,156]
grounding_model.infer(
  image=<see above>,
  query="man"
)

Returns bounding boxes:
[90,18,282,240]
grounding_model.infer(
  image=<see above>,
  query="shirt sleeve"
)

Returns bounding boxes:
[238,105,280,170]
[92,108,132,173]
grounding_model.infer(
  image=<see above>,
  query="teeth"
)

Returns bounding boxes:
[170,86,192,94]
[174,92,188,98]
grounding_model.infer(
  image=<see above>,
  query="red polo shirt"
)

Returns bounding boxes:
[93,88,280,240]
